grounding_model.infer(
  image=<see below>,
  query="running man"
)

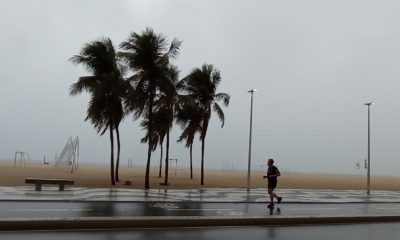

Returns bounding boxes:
[263,158,282,208]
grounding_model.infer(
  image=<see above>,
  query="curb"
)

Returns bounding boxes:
[1,215,400,231]
[2,199,400,204]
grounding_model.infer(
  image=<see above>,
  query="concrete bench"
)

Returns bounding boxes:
[25,178,74,191]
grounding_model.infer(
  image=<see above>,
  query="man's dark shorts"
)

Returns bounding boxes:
[268,180,277,189]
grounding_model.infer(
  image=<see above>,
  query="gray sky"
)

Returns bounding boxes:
[1,0,400,176]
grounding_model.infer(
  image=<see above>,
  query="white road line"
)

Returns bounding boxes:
[285,208,339,211]
[168,209,234,211]
[4,209,94,212]
[374,208,398,210]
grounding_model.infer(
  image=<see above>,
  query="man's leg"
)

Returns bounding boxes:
[272,191,282,204]
[270,189,282,204]
[268,188,274,206]
[271,192,278,199]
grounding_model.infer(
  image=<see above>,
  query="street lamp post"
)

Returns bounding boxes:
[364,102,373,195]
[247,89,257,191]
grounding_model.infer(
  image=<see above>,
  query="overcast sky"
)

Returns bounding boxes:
[1,0,400,176]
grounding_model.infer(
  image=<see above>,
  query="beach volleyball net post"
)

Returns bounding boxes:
[169,158,178,176]
[14,151,29,167]
[55,136,79,173]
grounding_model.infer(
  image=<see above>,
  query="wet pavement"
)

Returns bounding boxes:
[1,186,400,203]
[1,201,400,218]
[1,223,400,240]
[1,186,400,232]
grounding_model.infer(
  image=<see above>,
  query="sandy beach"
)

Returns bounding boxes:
[0,162,399,190]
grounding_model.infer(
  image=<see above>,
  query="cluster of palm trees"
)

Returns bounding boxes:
[70,28,230,189]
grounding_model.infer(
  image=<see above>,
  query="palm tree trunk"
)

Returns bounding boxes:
[164,130,170,185]
[145,91,155,189]
[145,135,152,188]
[115,126,121,182]
[200,117,209,186]
[158,142,163,178]
[201,137,205,185]
[190,143,193,179]
[109,126,116,185]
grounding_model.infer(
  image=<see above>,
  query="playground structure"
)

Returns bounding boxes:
[14,151,30,167]
[222,160,235,172]
[127,159,133,168]
[54,136,79,173]
[169,158,178,176]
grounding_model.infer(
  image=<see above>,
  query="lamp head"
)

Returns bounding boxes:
[248,89,257,93]
[364,102,374,106]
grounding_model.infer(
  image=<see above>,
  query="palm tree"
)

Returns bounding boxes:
[159,65,180,185]
[181,64,230,185]
[139,113,161,153]
[114,66,129,183]
[139,105,170,183]
[158,138,165,178]
[176,102,202,179]
[120,28,181,189]
[69,38,125,185]
[142,65,181,185]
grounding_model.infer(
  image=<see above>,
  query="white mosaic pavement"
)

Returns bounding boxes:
[0,186,400,203]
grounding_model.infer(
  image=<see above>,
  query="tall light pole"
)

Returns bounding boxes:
[247,89,257,191]
[364,102,373,195]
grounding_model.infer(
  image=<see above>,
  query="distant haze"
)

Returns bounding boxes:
[1,0,400,176]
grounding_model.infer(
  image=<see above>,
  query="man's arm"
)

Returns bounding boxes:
[269,167,281,177]
[274,167,281,177]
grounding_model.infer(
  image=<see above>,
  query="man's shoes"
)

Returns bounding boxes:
[277,197,282,204]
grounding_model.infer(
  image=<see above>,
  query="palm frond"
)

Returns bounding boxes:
[215,92,230,107]
[212,102,225,127]
[70,37,127,136]
[69,76,98,96]
[165,38,182,60]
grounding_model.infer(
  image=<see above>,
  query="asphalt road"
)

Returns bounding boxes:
[1,223,400,240]
[1,201,400,218]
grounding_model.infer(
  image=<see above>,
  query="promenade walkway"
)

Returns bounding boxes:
[1,186,400,203]
[1,186,400,231]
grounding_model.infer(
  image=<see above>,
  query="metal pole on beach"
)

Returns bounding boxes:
[364,102,373,195]
[247,89,257,191]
